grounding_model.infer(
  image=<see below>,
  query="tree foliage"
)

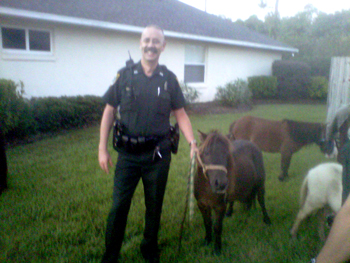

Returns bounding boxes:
[239,8,350,77]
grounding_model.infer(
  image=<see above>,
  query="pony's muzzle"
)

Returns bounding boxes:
[210,172,228,194]
[325,143,338,159]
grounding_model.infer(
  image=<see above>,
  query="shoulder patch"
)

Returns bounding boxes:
[116,73,120,80]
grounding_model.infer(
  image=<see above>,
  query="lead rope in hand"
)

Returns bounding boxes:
[177,152,196,258]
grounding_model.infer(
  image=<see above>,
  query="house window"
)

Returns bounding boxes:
[184,44,206,83]
[1,26,51,52]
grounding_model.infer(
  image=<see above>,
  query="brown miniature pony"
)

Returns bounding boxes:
[194,130,271,254]
[228,115,336,181]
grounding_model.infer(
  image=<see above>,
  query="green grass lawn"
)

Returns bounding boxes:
[0,103,334,263]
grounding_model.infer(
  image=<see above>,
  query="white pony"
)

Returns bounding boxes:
[290,162,343,241]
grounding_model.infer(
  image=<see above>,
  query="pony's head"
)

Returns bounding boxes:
[197,130,232,194]
[318,124,338,158]
[318,139,338,158]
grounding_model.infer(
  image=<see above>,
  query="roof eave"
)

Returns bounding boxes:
[0,7,299,53]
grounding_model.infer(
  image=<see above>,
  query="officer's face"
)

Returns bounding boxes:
[140,27,166,63]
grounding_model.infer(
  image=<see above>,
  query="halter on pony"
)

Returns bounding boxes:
[195,148,228,181]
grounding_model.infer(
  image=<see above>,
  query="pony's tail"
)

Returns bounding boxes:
[299,176,309,208]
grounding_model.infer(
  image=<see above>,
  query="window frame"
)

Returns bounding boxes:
[1,25,53,55]
[184,44,207,84]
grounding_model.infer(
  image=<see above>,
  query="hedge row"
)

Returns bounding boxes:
[247,60,328,100]
[0,79,105,142]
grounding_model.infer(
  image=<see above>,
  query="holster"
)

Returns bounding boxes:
[169,123,180,154]
[112,120,124,151]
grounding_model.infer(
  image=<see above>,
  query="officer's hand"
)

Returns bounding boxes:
[190,143,198,159]
[99,149,113,174]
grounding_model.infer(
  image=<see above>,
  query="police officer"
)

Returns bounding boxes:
[98,25,197,263]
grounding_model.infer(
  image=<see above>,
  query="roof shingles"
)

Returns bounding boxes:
[0,0,294,49]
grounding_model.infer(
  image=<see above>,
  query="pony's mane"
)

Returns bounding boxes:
[199,130,232,154]
[283,119,324,144]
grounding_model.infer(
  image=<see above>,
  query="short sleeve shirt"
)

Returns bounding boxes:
[103,61,186,137]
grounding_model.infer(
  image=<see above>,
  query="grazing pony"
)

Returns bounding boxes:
[0,127,8,196]
[228,115,337,181]
[194,130,271,254]
[290,162,342,241]
[326,104,350,163]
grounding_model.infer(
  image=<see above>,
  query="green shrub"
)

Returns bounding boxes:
[179,81,200,104]
[1,79,105,141]
[305,58,332,78]
[272,60,311,100]
[0,79,24,134]
[31,96,104,133]
[0,79,37,138]
[248,76,278,99]
[307,76,328,99]
[215,79,251,107]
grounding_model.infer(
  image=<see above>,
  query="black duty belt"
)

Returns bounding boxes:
[114,132,167,154]
[113,120,179,155]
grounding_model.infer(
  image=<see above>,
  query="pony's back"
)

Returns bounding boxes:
[291,162,343,240]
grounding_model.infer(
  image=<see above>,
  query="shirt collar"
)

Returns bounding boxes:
[134,60,163,77]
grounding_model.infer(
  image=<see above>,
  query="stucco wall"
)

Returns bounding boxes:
[0,17,282,101]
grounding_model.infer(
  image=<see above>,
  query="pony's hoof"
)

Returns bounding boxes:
[213,247,222,255]
[264,217,272,225]
[278,176,288,182]
[203,238,212,246]
[226,211,233,217]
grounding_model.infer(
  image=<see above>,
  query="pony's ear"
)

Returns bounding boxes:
[198,130,207,142]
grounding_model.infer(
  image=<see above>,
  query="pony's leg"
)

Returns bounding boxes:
[279,151,292,181]
[316,207,327,241]
[213,204,226,254]
[257,186,271,224]
[226,201,234,217]
[198,203,212,245]
[290,202,318,238]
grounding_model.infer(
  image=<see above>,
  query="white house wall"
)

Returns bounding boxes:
[0,17,282,101]
[202,44,281,101]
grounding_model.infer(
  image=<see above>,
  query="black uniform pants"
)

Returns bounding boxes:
[102,146,171,263]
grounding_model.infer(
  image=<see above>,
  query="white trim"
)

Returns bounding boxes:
[0,7,299,53]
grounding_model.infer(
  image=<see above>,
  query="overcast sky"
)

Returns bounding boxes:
[179,0,350,21]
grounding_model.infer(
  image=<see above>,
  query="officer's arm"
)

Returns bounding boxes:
[99,104,116,173]
[173,107,197,158]
[315,194,350,263]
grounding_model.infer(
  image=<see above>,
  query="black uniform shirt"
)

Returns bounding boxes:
[103,61,186,137]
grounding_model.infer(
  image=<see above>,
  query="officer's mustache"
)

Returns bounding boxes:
[144,47,158,54]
